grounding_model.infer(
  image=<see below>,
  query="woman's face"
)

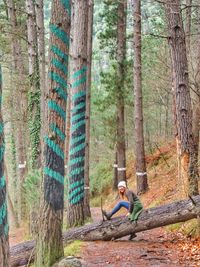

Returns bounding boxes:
[118,186,126,193]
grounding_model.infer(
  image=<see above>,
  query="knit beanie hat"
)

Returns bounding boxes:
[118,181,127,188]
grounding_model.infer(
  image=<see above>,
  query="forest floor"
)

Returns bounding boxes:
[9,141,200,266]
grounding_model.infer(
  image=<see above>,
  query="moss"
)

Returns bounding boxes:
[64,241,83,257]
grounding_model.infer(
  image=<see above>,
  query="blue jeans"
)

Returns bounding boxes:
[110,201,130,216]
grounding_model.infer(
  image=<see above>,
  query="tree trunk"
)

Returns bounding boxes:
[165,0,199,196]
[10,195,200,266]
[7,0,28,223]
[67,0,89,227]
[0,65,9,266]
[116,0,127,182]
[26,0,41,169]
[35,0,46,163]
[133,0,148,194]
[113,148,118,191]
[84,0,93,219]
[185,0,192,55]
[35,0,70,266]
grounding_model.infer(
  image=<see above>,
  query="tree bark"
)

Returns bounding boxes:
[7,0,28,223]
[0,66,9,266]
[26,0,41,169]
[165,0,199,196]
[35,0,70,266]
[116,0,127,182]
[84,0,93,219]
[67,0,89,227]
[133,0,148,194]
[10,195,200,266]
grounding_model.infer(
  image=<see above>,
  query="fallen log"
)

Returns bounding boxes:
[10,195,200,266]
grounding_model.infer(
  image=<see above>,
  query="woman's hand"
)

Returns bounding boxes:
[126,212,130,217]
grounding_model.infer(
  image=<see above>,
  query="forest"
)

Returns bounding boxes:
[0,0,200,266]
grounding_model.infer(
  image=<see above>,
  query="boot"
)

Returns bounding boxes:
[102,210,112,220]
[128,233,137,240]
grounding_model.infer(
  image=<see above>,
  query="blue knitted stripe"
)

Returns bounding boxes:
[70,192,84,204]
[72,102,86,113]
[0,176,5,189]
[49,24,69,47]
[51,45,68,62]
[69,156,84,166]
[44,137,64,159]
[70,134,85,145]
[0,145,5,161]
[50,123,65,141]
[44,167,64,184]
[0,202,7,224]
[49,71,67,88]
[69,166,84,177]
[0,122,4,135]
[48,100,66,121]
[69,180,84,190]
[51,58,68,75]
[71,119,85,132]
[72,76,87,89]
[54,87,67,101]
[69,185,84,199]
[71,112,85,122]
[72,91,86,101]
[60,0,71,15]
[72,66,87,79]
[69,142,85,155]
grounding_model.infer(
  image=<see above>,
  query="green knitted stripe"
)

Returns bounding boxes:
[69,142,85,155]
[71,112,85,122]
[48,100,66,121]
[72,76,86,89]
[51,58,68,75]
[54,87,67,101]
[60,0,71,15]
[72,66,87,79]
[69,185,84,199]
[72,91,86,101]
[49,71,67,88]
[69,180,84,190]
[0,122,4,135]
[50,123,65,141]
[69,166,84,177]
[49,24,69,47]
[69,156,84,166]
[44,167,64,184]
[51,45,68,62]
[4,223,9,236]
[0,202,7,225]
[70,134,85,145]
[0,145,5,161]
[71,119,85,132]
[70,192,84,204]
[72,102,86,113]
[0,176,5,189]
[44,137,64,159]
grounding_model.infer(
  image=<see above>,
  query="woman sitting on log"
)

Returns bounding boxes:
[102,181,143,222]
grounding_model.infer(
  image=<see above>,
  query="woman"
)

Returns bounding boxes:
[102,180,143,222]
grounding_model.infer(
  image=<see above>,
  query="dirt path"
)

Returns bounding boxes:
[79,208,200,267]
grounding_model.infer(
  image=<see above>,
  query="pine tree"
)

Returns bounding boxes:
[36,0,71,265]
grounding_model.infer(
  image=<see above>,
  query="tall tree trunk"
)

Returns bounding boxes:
[185,0,192,55]
[133,0,148,194]
[35,0,46,163]
[165,0,199,196]
[7,0,28,223]
[0,65,9,267]
[67,0,89,227]
[35,0,70,265]
[26,0,41,169]
[116,0,127,182]
[84,0,93,219]
[113,147,118,190]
